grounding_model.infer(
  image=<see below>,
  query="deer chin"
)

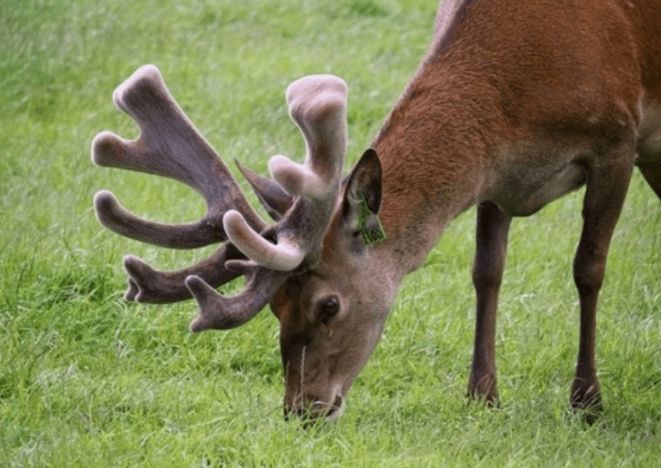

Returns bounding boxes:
[284,386,346,422]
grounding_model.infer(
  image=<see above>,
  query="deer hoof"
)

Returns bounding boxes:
[467,372,500,407]
[570,379,603,424]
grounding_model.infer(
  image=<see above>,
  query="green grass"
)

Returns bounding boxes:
[1,0,660,466]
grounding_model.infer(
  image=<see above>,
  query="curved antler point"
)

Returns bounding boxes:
[189,316,206,333]
[184,274,209,299]
[113,64,164,108]
[224,259,257,273]
[123,253,140,264]
[91,131,123,167]
[185,275,219,333]
[93,190,121,224]
[125,277,139,301]
[123,254,150,275]
[137,63,161,75]
[286,75,347,103]
[93,189,114,204]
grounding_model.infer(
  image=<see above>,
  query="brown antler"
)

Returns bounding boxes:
[92,65,268,304]
[187,74,348,330]
[121,243,244,303]
[92,65,266,248]
[93,67,348,330]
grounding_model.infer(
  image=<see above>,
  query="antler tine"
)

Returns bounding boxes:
[235,160,294,221]
[269,75,348,198]
[187,75,349,331]
[92,64,265,248]
[186,263,292,331]
[93,190,225,249]
[122,242,245,303]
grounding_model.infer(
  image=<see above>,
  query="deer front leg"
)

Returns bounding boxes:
[468,202,512,404]
[571,143,634,419]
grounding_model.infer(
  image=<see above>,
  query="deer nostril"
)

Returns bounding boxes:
[283,404,306,421]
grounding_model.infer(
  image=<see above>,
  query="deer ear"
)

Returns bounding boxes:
[341,148,385,246]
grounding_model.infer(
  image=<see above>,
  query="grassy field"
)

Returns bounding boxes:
[1,0,660,466]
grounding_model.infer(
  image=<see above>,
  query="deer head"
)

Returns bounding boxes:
[92,65,393,420]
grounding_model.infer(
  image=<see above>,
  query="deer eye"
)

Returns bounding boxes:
[317,296,340,324]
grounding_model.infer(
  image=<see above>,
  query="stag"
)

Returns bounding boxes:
[92,0,661,421]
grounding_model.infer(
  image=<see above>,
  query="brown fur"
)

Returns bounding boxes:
[273,0,661,419]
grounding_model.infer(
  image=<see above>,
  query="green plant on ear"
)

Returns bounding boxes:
[358,194,387,246]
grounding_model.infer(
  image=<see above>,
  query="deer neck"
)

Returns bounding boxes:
[370,58,504,281]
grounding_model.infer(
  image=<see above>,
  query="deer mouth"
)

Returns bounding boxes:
[284,394,346,422]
